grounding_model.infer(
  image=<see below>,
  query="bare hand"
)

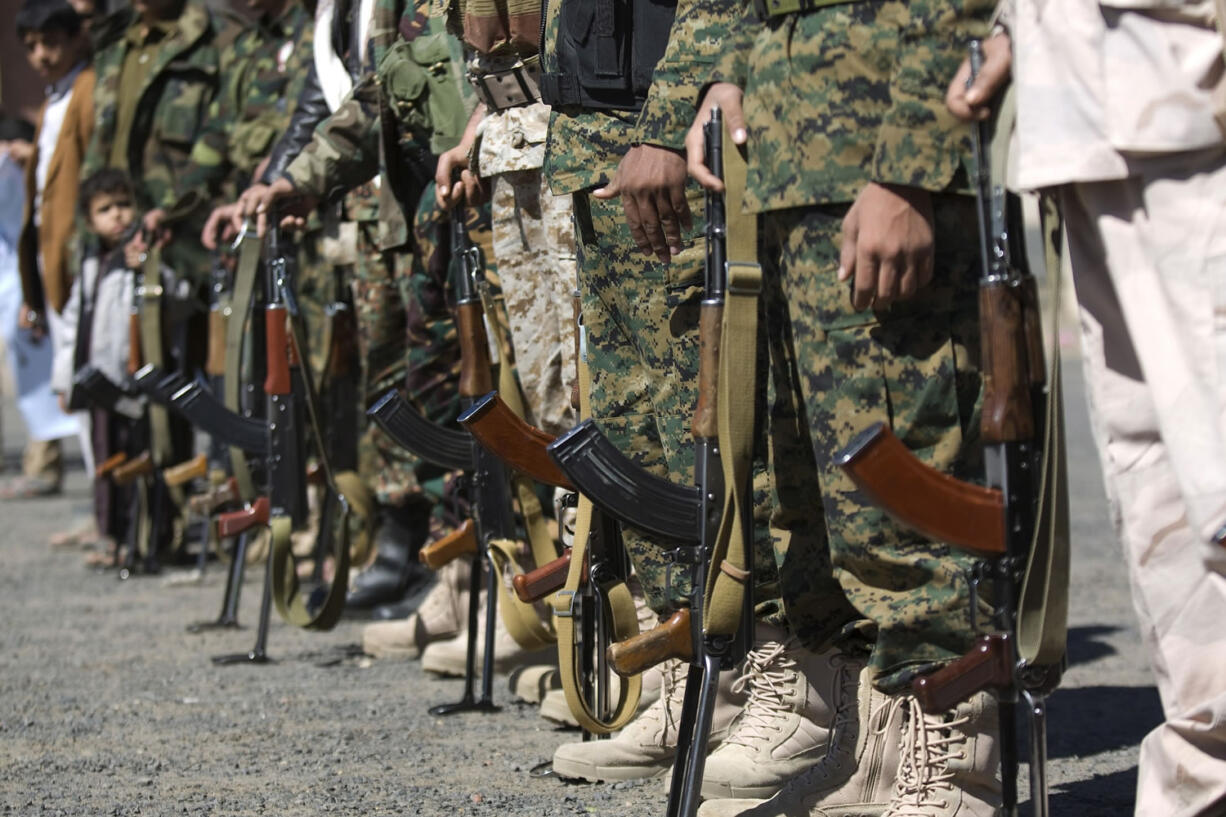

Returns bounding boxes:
[142,208,170,248]
[839,182,934,311]
[945,32,1012,122]
[17,302,45,342]
[233,178,311,237]
[202,202,240,250]
[593,145,693,263]
[124,232,147,270]
[3,140,34,167]
[685,82,748,193]
[434,144,486,209]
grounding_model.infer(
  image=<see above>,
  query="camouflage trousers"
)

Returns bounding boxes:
[761,197,986,691]
[490,170,578,437]
[575,188,791,624]
[349,219,460,509]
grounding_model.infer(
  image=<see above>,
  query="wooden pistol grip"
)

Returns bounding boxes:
[463,395,574,489]
[216,496,270,538]
[264,306,291,395]
[127,313,143,376]
[607,609,693,678]
[206,309,227,376]
[163,454,208,487]
[980,282,1034,444]
[513,549,572,603]
[839,423,1005,556]
[691,303,723,439]
[419,519,477,569]
[457,302,493,398]
[190,477,240,515]
[112,452,153,485]
[95,452,129,480]
[912,633,1014,714]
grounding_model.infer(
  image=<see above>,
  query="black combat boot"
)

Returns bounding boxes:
[345,501,433,610]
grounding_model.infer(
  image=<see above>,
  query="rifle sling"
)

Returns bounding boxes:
[267,295,353,632]
[139,247,179,518]
[226,233,261,502]
[550,325,642,733]
[703,124,761,639]
[984,86,1069,669]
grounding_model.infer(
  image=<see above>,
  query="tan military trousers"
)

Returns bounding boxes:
[489,169,577,437]
[1062,147,1226,817]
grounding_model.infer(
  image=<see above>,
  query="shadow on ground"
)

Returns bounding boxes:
[1047,767,1138,817]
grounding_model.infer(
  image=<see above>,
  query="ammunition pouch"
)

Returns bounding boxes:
[540,0,677,112]
[469,56,542,112]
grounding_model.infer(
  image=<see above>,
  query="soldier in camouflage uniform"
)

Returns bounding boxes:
[431,0,576,438]
[233,0,475,613]
[542,0,860,794]
[685,0,1003,814]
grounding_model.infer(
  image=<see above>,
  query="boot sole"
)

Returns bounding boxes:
[550,756,673,783]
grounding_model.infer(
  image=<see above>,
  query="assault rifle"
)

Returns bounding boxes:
[369,204,512,716]
[547,109,759,816]
[836,42,1063,817]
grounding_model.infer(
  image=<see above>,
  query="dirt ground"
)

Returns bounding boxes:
[0,364,1156,817]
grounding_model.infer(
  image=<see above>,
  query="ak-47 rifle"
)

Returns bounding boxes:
[835,42,1064,817]
[547,109,760,815]
[368,204,512,716]
[72,364,145,420]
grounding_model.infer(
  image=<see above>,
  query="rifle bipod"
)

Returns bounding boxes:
[211,541,275,665]
[186,530,250,632]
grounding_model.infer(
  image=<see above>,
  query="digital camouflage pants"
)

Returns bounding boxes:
[761,196,987,691]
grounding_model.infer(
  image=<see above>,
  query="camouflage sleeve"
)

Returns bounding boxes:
[871,0,993,188]
[631,0,742,150]
[282,76,382,201]
[708,0,754,88]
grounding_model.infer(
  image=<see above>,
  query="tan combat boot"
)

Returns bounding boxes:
[361,557,469,660]
[551,657,746,782]
[697,665,904,817]
[702,626,861,799]
[538,652,667,727]
[881,692,1002,817]
[419,594,554,676]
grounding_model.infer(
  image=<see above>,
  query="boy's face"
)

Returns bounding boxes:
[21,28,86,85]
[88,191,135,248]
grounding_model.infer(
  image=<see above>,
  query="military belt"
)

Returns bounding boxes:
[469,56,541,112]
[753,0,866,20]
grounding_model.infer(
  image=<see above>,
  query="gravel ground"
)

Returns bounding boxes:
[0,362,1155,817]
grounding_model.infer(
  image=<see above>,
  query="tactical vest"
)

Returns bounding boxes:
[540,0,677,112]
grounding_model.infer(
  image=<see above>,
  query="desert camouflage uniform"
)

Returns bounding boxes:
[284,1,472,507]
[82,1,223,282]
[714,0,994,690]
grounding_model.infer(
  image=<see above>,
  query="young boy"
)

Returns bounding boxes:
[51,169,138,565]
[7,0,95,506]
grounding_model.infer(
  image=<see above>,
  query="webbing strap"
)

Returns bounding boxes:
[225,233,261,502]
[550,326,642,733]
[1017,190,1069,667]
[488,537,557,650]
[702,124,761,638]
[267,297,353,631]
[139,247,185,518]
[478,281,559,645]
[990,86,1069,666]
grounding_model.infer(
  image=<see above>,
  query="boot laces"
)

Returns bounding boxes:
[628,658,687,748]
[726,640,798,746]
[889,697,970,815]
[789,658,871,787]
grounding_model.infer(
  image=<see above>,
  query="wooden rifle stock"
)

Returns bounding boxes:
[187,477,239,515]
[419,519,477,569]
[95,452,128,480]
[112,452,153,485]
[127,312,143,375]
[460,393,575,489]
[513,548,573,603]
[913,633,1014,714]
[607,609,693,678]
[163,454,208,487]
[206,308,227,376]
[979,282,1035,445]
[837,423,1005,556]
[216,496,270,537]
[264,306,291,395]
[457,302,493,399]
